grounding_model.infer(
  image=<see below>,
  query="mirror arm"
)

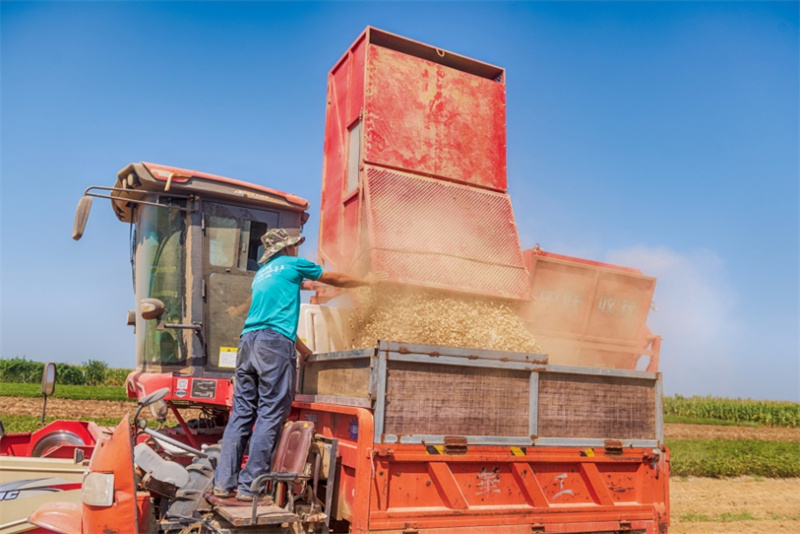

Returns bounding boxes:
[39,396,48,427]
[161,322,203,331]
[82,187,195,213]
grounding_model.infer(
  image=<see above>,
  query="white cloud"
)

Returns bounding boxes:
[604,246,745,398]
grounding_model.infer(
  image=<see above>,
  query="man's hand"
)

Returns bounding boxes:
[365,271,389,285]
[296,339,313,366]
[227,300,251,318]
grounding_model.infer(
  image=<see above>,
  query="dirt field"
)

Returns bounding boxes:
[1,396,136,420]
[3,397,799,532]
[0,396,205,424]
[670,477,800,533]
[666,422,800,442]
[4,397,798,442]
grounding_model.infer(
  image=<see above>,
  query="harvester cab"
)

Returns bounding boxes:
[73,162,310,413]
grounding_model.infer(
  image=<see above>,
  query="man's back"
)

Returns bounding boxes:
[242,255,323,340]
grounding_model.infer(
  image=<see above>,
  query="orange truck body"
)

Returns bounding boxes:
[293,342,670,534]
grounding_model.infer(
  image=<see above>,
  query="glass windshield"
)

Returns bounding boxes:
[135,201,187,367]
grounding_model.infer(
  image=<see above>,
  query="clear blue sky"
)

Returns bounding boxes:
[1,1,797,401]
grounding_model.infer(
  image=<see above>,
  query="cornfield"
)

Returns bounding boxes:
[664,395,800,428]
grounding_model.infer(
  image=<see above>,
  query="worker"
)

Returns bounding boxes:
[213,228,387,501]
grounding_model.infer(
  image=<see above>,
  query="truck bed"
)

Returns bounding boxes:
[298,341,663,448]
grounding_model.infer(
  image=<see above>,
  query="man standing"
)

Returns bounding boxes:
[213,228,385,501]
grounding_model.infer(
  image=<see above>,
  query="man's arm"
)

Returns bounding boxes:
[227,298,251,317]
[296,338,313,365]
[317,270,388,288]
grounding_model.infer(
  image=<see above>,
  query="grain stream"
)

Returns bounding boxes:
[348,287,540,353]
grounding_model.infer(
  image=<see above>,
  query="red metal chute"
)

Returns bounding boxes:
[520,249,661,370]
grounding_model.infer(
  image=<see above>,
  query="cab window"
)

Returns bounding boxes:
[205,205,269,272]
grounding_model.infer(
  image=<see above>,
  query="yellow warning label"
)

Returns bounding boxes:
[219,347,237,368]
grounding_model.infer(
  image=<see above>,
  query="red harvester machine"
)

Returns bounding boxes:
[1,27,669,534]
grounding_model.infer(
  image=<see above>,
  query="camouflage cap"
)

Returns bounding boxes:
[259,228,305,264]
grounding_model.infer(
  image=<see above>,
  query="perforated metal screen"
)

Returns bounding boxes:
[364,166,529,299]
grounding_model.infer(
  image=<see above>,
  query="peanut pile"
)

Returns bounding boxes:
[348,287,541,353]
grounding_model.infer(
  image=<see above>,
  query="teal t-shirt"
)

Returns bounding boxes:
[241,255,323,341]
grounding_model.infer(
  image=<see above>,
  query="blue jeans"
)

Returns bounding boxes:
[214,328,296,496]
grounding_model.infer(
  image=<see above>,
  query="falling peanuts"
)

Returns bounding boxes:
[348,287,541,353]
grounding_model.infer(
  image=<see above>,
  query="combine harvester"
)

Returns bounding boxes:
[0,28,669,534]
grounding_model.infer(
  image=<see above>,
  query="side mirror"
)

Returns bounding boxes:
[72,196,93,241]
[139,299,199,333]
[140,298,166,320]
[139,387,171,407]
[40,363,57,426]
[41,362,57,396]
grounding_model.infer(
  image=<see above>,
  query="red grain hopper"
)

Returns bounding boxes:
[317,27,528,300]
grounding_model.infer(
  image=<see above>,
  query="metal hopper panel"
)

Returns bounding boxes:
[363,166,529,299]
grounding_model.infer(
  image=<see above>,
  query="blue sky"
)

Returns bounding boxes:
[1,1,797,401]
